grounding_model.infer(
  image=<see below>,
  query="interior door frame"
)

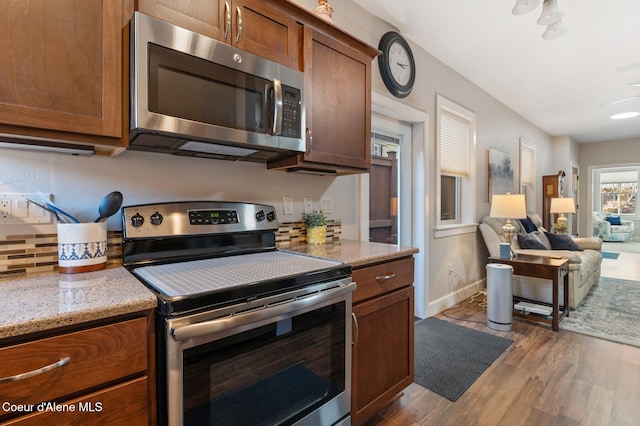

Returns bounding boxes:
[362,92,429,319]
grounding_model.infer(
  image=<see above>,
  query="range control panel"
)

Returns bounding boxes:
[122,201,278,239]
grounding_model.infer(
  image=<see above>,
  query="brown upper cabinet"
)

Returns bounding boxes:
[0,0,132,156]
[268,25,377,174]
[0,0,377,169]
[137,0,300,69]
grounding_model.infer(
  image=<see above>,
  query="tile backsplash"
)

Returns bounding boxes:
[0,220,341,278]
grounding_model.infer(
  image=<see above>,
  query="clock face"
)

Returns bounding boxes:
[378,32,415,98]
[388,41,412,86]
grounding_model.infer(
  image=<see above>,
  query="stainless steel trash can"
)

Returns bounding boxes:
[486,263,513,331]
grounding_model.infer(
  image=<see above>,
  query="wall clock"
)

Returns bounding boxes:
[378,31,416,98]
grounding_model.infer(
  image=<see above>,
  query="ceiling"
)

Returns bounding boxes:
[352,0,640,143]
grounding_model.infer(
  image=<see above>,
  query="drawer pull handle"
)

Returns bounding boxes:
[376,273,396,282]
[0,357,70,384]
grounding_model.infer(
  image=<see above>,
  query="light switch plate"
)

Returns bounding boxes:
[0,193,54,224]
[283,196,294,215]
[320,197,334,214]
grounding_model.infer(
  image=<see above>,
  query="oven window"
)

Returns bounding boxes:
[182,302,346,425]
[147,43,267,134]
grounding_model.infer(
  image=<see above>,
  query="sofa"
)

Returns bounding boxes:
[479,212,602,309]
[592,211,634,242]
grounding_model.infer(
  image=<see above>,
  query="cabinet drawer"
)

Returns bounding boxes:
[0,318,147,418]
[352,257,414,303]
[1,377,148,426]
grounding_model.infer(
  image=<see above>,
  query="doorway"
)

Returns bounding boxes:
[369,115,412,246]
[369,132,400,244]
[366,93,429,319]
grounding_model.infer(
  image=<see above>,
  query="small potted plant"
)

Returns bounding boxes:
[302,210,328,245]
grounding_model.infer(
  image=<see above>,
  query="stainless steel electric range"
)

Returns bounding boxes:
[122,201,354,426]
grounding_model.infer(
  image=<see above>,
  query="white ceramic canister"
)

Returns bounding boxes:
[57,223,107,273]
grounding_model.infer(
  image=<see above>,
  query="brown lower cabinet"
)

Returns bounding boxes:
[351,257,415,425]
[0,312,155,425]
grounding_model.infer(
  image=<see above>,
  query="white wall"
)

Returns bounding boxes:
[0,149,360,237]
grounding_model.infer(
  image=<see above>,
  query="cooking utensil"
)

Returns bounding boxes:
[93,191,123,222]
[36,192,80,223]
[24,197,64,223]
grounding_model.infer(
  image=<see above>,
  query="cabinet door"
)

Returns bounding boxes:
[138,0,224,41]
[233,0,300,69]
[138,0,299,69]
[0,0,125,140]
[351,286,414,425]
[303,26,371,170]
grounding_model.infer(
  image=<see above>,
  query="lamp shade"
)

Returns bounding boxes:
[490,193,527,219]
[549,197,575,214]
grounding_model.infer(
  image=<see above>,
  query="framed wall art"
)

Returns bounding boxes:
[488,148,514,201]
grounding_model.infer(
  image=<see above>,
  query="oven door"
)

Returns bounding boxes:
[163,279,354,426]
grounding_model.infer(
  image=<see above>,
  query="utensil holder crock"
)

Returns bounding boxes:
[57,223,107,273]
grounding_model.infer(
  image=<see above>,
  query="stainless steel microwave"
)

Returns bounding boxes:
[129,12,305,162]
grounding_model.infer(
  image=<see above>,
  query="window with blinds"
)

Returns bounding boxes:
[436,95,476,231]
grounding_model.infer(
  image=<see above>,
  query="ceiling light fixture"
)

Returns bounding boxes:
[512,0,540,15]
[610,112,640,120]
[601,95,640,106]
[512,0,567,40]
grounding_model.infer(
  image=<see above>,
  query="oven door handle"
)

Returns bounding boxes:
[171,281,356,342]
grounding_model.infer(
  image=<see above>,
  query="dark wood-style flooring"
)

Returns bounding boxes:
[364,299,640,425]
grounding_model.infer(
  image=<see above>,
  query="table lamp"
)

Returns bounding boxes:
[489,193,527,244]
[549,197,575,232]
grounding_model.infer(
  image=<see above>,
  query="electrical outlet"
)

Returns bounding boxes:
[304,197,313,214]
[0,200,10,219]
[283,196,294,215]
[0,193,53,225]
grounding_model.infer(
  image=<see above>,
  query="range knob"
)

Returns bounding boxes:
[130,213,145,227]
[150,212,163,225]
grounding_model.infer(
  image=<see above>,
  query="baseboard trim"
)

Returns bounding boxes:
[424,278,485,318]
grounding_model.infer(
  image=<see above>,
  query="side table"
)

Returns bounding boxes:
[488,254,569,331]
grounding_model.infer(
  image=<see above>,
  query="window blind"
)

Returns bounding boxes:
[440,110,470,177]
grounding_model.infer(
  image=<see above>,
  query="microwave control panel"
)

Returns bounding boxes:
[281,86,301,138]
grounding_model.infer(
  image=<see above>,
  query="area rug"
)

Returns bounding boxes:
[601,251,620,259]
[560,277,640,347]
[414,317,513,401]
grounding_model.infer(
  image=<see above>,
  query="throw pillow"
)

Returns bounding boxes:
[517,233,547,250]
[544,231,581,251]
[519,216,538,233]
[605,216,622,226]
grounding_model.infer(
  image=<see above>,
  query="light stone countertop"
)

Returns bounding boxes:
[281,239,418,268]
[0,267,156,340]
[0,240,417,341]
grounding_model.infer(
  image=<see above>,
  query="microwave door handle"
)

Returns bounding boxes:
[271,78,283,135]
